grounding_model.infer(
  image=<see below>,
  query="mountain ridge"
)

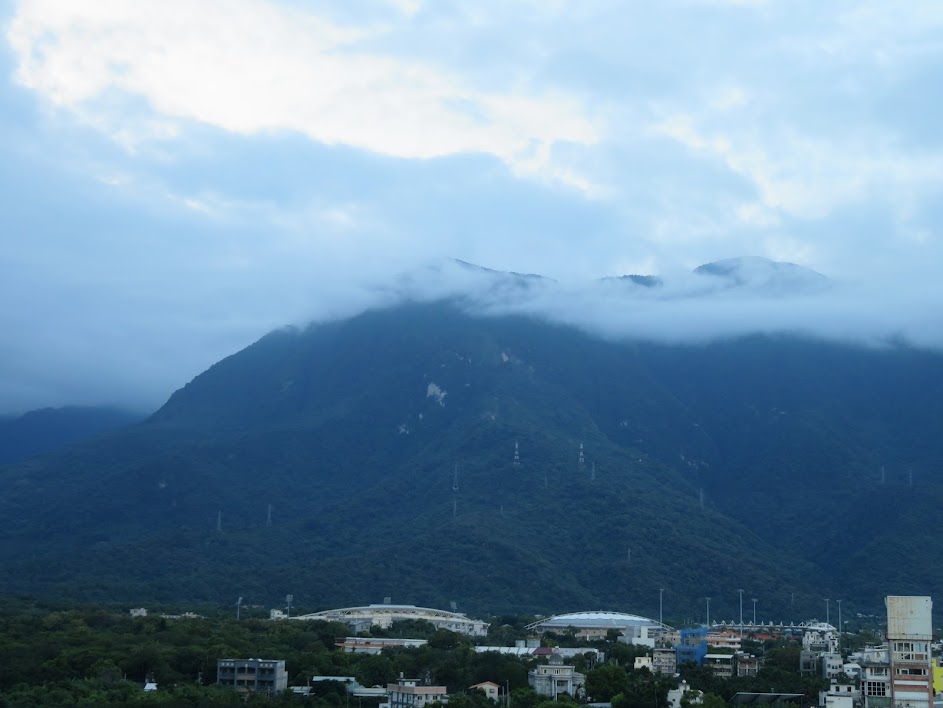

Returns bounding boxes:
[0,275,940,619]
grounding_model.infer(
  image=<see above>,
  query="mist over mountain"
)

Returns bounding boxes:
[0,262,941,619]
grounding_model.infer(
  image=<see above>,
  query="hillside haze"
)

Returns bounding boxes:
[1,262,941,620]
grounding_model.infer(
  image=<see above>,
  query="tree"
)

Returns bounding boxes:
[701,693,727,708]
[586,664,629,702]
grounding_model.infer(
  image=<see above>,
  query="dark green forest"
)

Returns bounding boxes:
[1,302,942,618]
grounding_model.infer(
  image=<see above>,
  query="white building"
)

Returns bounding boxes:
[336,637,428,654]
[529,653,586,700]
[291,604,489,636]
[469,682,501,702]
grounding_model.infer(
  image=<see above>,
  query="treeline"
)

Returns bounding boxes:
[0,600,827,707]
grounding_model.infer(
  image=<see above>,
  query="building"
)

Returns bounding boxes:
[336,637,428,654]
[667,681,701,708]
[703,654,735,679]
[819,680,858,708]
[526,611,669,647]
[469,682,501,702]
[635,656,654,671]
[675,628,708,668]
[529,652,586,699]
[861,663,890,708]
[311,676,388,698]
[387,677,449,708]
[653,647,678,675]
[736,654,760,677]
[217,659,288,694]
[887,596,933,708]
[291,604,489,636]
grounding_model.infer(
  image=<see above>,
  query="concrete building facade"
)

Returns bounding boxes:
[217,659,287,694]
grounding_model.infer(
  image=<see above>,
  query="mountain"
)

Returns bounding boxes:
[0,406,144,465]
[691,256,829,295]
[0,267,941,621]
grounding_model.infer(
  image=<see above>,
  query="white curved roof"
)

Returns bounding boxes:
[528,611,664,630]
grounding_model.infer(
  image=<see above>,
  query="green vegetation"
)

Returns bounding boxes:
[0,599,858,707]
[2,302,943,615]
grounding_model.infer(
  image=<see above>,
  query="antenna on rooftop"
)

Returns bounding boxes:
[452,464,459,492]
[216,510,222,532]
[266,504,272,527]
[513,441,520,467]
[578,442,585,466]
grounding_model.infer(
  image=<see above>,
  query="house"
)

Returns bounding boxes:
[387,676,449,708]
[469,682,501,702]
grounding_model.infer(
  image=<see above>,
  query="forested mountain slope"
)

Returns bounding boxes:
[1,295,940,619]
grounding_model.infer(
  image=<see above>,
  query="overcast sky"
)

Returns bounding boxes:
[2,0,943,414]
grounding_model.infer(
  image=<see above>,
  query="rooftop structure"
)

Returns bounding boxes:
[335,637,428,654]
[290,604,489,636]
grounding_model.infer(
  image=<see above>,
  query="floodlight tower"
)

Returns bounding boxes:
[836,599,842,649]
[738,589,744,636]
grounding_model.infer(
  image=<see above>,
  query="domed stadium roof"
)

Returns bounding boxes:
[527,611,665,631]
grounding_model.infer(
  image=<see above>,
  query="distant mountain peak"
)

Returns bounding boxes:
[692,256,829,294]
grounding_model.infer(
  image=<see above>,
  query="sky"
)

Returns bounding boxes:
[2,0,943,414]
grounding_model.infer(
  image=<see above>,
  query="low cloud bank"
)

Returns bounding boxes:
[369,257,943,351]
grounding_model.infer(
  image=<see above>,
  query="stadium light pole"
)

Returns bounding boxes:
[738,589,744,637]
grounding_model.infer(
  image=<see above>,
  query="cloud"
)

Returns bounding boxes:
[2,1,943,414]
[7,0,598,185]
